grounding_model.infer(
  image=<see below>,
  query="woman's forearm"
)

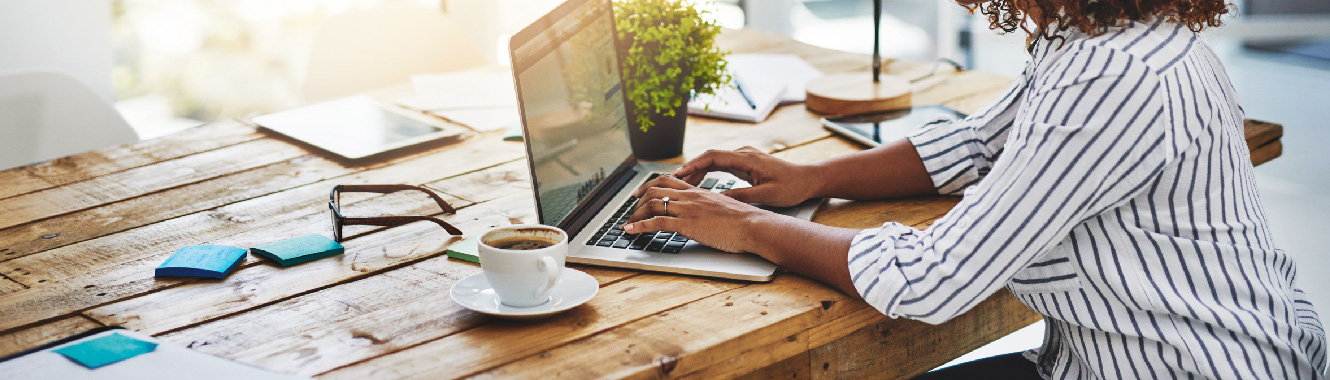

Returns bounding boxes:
[807,139,938,200]
[745,212,862,298]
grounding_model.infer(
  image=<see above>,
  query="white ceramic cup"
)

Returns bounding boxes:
[477,224,568,307]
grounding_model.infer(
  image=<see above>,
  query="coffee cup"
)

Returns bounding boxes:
[477,224,568,307]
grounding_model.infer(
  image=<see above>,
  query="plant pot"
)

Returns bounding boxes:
[627,102,687,161]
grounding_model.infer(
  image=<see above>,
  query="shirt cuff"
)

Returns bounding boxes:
[907,118,983,195]
[846,224,914,318]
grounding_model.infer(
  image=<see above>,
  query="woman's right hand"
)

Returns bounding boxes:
[638,146,820,207]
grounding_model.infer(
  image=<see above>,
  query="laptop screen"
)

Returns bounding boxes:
[511,0,633,226]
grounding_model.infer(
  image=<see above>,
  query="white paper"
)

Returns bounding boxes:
[0,329,307,380]
[725,54,823,104]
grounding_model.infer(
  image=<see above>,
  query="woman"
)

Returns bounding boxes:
[621,0,1327,377]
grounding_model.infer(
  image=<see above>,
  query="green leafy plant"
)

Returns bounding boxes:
[614,0,730,132]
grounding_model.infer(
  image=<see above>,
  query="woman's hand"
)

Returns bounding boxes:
[622,175,776,253]
[643,146,819,207]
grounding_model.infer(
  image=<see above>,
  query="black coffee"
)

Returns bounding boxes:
[492,238,554,250]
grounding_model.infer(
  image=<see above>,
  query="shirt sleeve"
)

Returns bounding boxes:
[906,64,1031,195]
[850,45,1173,324]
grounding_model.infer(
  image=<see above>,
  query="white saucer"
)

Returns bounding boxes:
[450,268,598,319]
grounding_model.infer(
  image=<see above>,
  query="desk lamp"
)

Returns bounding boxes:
[805,0,911,115]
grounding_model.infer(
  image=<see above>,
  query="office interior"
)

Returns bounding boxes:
[2,0,1327,372]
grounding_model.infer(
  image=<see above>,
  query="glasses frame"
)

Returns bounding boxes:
[328,184,463,242]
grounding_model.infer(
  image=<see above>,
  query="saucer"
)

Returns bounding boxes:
[450,268,598,319]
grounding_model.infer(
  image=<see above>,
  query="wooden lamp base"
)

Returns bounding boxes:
[805,72,911,115]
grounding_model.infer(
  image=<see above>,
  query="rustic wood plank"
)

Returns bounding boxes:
[0,275,23,297]
[82,191,530,335]
[0,138,307,230]
[0,155,345,262]
[733,351,812,380]
[0,134,525,333]
[677,330,812,380]
[1243,119,1282,151]
[0,120,263,200]
[0,315,102,358]
[1250,140,1282,167]
[161,267,731,378]
[458,274,854,380]
[809,290,1040,380]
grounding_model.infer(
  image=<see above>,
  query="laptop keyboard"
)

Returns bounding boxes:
[584,173,736,253]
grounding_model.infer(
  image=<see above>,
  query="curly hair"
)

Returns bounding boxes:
[966,0,1232,40]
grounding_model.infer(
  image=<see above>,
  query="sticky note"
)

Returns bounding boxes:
[155,245,247,279]
[251,234,344,267]
[54,333,158,369]
[446,237,479,263]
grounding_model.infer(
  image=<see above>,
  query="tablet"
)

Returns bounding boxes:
[821,105,967,147]
[254,95,465,160]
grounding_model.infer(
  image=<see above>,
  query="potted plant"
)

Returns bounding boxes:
[613,0,729,160]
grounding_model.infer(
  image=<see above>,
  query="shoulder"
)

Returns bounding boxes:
[1039,20,1198,78]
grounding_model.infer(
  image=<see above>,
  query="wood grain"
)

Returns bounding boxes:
[1243,119,1282,151]
[0,275,23,297]
[1250,140,1282,167]
[0,315,102,358]
[809,290,1040,380]
[0,120,263,200]
[166,268,730,378]
[461,274,855,380]
[0,138,307,230]
[0,134,525,333]
[0,155,346,261]
[84,192,531,335]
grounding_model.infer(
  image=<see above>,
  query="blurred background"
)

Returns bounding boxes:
[2,0,1327,372]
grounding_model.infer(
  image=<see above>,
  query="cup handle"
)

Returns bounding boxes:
[536,256,560,297]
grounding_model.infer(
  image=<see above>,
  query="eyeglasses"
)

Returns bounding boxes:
[328,184,464,242]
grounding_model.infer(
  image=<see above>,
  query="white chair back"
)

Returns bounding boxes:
[302,5,488,102]
[0,70,138,169]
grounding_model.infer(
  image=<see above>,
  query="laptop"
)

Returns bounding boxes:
[508,0,821,282]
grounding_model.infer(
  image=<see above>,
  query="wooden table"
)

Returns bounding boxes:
[0,29,1283,379]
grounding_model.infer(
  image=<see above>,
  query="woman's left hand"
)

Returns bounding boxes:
[621,175,772,253]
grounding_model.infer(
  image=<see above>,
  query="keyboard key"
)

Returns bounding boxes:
[662,246,682,253]
[586,239,599,245]
[612,240,629,249]
[629,241,647,250]
[652,238,668,246]
[700,178,717,189]
[645,244,665,252]
[671,235,688,242]
[605,229,623,236]
[596,240,614,247]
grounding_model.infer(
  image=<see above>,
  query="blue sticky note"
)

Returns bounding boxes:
[54,333,158,369]
[155,245,247,279]
[250,234,344,267]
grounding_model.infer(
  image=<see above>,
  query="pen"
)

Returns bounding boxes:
[733,77,757,109]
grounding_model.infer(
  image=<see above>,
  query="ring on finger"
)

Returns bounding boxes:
[661,197,670,216]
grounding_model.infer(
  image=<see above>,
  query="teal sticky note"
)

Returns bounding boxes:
[503,124,524,141]
[54,333,158,369]
[155,245,247,279]
[251,234,344,267]
[445,237,479,263]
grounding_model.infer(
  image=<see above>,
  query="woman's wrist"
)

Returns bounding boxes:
[797,160,832,200]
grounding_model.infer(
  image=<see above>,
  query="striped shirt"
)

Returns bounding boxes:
[847,20,1327,379]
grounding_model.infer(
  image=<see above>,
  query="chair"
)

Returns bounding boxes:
[0,70,138,170]
[302,5,488,102]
